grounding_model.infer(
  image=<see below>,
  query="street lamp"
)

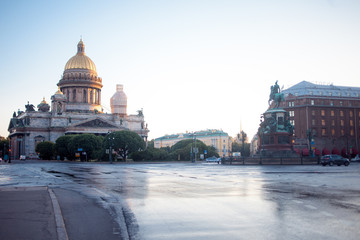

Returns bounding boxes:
[194,133,197,162]
[189,132,197,163]
[107,132,115,164]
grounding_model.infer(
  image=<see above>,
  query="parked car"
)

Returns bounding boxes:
[320,155,350,166]
[351,154,360,162]
[205,156,221,164]
[20,155,26,160]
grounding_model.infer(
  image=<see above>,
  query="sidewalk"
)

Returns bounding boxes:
[0,186,124,240]
[0,186,59,240]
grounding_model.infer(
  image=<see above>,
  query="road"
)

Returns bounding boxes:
[1,161,360,240]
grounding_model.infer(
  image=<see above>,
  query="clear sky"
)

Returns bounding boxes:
[0,0,359,141]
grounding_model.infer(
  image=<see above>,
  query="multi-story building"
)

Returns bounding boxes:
[279,81,360,156]
[154,129,231,157]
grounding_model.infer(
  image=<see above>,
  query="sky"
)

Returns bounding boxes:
[0,0,360,141]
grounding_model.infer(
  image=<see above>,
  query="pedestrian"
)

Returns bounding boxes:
[4,154,9,163]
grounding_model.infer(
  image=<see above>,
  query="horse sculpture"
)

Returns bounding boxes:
[273,92,285,108]
[268,81,284,108]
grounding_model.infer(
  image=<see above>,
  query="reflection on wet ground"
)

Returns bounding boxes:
[1,162,360,239]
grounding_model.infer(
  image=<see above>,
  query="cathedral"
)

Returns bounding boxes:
[8,39,149,159]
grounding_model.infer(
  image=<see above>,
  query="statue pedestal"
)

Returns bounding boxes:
[259,108,295,157]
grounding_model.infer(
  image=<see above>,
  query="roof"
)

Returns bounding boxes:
[282,81,360,98]
[155,129,229,141]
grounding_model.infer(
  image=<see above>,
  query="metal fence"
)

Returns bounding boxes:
[221,156,320,165]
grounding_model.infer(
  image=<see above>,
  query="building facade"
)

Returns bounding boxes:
[279,81,360,156]
[8,40,149,159]
[154,129,231,157]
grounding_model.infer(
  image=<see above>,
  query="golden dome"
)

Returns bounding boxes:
[40,97,47,104]
[55,87,63,95]
[64,40,97,72]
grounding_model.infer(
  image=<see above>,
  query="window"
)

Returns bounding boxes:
[350,129,354,136]
[211,139,217,148]
[312,110,315,116]
[330,101,334,106]
[341,129,345,136]
[341,120,344,126]
[289,111,294,117]
[350,120,354,127]
[312,119,316,126]
[331,129,335,136]
[321,119,326,126]
[340,111,344,117]
[83,89,87,103]
[311,100,315,105]
[288,101,294,107]
[350,111,353,118]
[331,120,335,126]
[322,128,326,136]
[321,110,325,116]
[290,120,295,126]
[340,101,343,106]
[331,110,335,117]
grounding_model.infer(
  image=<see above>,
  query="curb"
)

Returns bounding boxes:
[48,188,69,240]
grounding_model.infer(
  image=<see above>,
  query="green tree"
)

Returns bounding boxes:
[0,137,9,158]
[35,141,55,160]
[54,135,74,160]
[169,139,218,161]
[232,142,242,152]
[104,131,145,161]
[67,134,103,161]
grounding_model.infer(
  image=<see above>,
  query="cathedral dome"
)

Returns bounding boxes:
[64,39,97,73]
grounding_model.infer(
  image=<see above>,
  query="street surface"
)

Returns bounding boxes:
[1,161,360,240]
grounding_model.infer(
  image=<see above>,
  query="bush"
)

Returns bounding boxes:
[131,148,169,161]
[67,134,103,160]
[35,141,55,160]
[54,135,74,160]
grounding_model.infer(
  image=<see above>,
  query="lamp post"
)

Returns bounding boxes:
[189,132,197,163]
[107,133,114,164]
[194,133,197,162]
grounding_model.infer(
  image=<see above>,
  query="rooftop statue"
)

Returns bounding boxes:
[268,80,284,108]
[25,101,35,112]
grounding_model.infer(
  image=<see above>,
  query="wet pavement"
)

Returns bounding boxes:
[1,161,360,239]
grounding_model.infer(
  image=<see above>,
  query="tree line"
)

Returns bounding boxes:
[35,131,220,161]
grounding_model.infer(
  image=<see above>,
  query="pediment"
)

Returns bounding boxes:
[72,117,118,129]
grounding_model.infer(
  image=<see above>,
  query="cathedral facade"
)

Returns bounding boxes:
[8,40,149,159]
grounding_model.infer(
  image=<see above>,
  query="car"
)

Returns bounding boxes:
[320,155,350,166]
[20,155,26,160]
[350,154,360,162]
[205,156,221,164]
